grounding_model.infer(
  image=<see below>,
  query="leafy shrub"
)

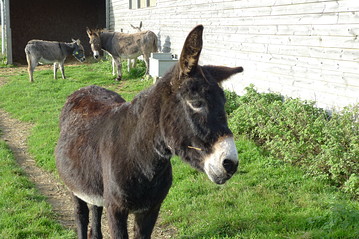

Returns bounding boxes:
[0,53,7,67]
[227,85,359,198]
[224,90,241,115]
[122,59,146,79]
[316,105,359,190]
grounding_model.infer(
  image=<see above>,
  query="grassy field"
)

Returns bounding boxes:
[0,61,358,238]
[0,139,75,238]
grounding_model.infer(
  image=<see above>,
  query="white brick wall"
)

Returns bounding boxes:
[109,0,359,110]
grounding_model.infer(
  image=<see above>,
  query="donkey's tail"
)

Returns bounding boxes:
[153,39,158,53]
[24,43,33,65]
[153,36,158,53]
[147,31,158,53]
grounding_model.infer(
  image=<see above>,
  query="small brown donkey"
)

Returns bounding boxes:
[87,27,158,81]
[56,25,243,239]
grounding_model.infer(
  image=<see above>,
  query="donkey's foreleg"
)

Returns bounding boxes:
[133,205,161,239]
[73,195,90,239]
[59,61,66,79]
[89,205,103,239]
[107,203,129,239]
[113,56,122,81]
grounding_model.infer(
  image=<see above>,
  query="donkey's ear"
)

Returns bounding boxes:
[86,27,92,37]
[202,65,244,83]
[179,25,204,76]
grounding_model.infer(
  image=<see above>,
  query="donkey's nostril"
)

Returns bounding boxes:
[223,159,238,175]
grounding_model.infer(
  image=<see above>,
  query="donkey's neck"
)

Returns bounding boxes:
[100,32,116,52]
[128,84,172,162]
[103,88,170,180]
[130,86,165,148]
[61,42,76,56]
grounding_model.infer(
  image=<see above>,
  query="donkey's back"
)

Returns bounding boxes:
[59,85,126,123]
[56,86,126,205]
[113,30,158,58]
[140,30,158,54]
[25,40,65,62]
[25,39,85,82]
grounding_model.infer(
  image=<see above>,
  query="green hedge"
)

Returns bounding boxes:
[226,85,359,198]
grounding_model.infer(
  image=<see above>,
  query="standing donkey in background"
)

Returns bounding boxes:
[56,25,243,239]
[87,27,158,81]
[126,21,144,71]
[130,21,143,32]
[25,39,85,82]
[108,21,145,75]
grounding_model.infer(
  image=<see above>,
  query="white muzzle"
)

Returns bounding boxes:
[203,136,239,184]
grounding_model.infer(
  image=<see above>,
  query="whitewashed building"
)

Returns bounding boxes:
[107,0,359,110]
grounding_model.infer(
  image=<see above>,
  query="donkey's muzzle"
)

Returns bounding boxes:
[93,51,100,60]
[223,159,238,176]
[203,136,239,184]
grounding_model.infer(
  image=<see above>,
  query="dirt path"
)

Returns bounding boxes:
[0,67,176,238]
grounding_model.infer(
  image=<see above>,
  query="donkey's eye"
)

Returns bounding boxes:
[191,101,204,108]
[187,100,205,111]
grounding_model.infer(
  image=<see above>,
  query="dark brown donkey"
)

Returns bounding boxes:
[56,25,243,239]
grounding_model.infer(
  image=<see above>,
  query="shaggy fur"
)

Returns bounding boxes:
[56,25,243,239]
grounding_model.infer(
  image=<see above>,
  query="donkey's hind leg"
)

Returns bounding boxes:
[143,54,150,75]
[53,62,59,79]
[113,56,122,81]
[89,205,103,239]
[127,59,137,72]
[73,195,90,239]
[59,61,66,79]
[26,53,37,82]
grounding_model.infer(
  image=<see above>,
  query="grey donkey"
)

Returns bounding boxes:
[25,39,85,82]
[87,28,158,81]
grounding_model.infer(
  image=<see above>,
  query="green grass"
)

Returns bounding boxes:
[164,139,359,238]
[0,60,151,171]
[0,139,75,238]
[0,61,358,238]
